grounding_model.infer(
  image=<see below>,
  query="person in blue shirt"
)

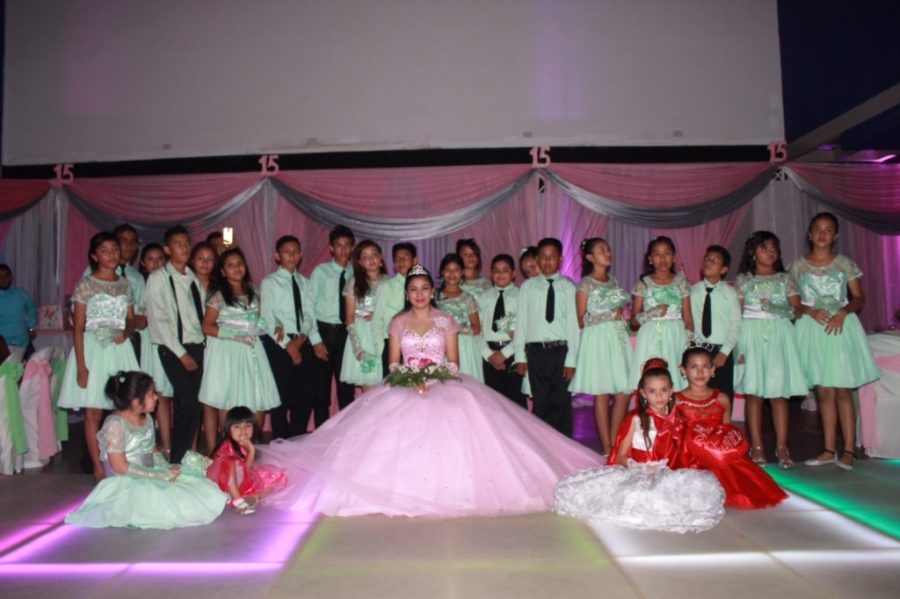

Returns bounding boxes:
[0,264,38,360]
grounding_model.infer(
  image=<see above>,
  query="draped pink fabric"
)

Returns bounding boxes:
[549,163,771,207]
[69,173,261,222]
[0,220,14,249]
[789,164,900,214]
[452,178,540,279]
[858,354,900,448]
[847,220,900,332]
[273,196,333,277]
[64,206,101,292]
[0,180,53,216]
[275,165,532,217]
[652,204,751,284]
[22,359,58,461]
[540,181,611,279]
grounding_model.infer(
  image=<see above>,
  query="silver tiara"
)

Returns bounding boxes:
[687,339,718,354]
[407,264,430,277]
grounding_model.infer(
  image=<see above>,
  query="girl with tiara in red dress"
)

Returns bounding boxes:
[554,358,725,533]
[675,346,787,509]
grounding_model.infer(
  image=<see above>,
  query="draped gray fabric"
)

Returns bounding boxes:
[270,172,535,240]
[63,180,266,239]
[544,166,777,227]
[783,167,900,234]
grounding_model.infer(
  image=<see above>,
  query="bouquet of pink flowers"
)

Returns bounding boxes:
[386,358,460,392]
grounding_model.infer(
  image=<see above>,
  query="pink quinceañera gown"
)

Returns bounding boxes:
[259,309,602,517]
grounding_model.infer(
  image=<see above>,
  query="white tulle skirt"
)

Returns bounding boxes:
[553,460,726,534]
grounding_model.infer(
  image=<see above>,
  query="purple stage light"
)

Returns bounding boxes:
[0,525,80,563]
[0,525,55,555]
[874,154,896,163]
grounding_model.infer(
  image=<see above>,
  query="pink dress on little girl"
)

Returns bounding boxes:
[260,309,601,517]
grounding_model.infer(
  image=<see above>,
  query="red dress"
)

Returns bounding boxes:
[608,407,683,466]
[207,442,288,501]
[674,391,787,509]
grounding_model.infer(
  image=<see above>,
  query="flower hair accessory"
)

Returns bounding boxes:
[641,357,669,374]
[407,264,430,277]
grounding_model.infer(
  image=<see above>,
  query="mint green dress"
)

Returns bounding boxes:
[570,276,633,395]
[199,290,279,412]
[341,277,386,386]
[437,290,484,382]
[790,255,879,388]
[66,414,227,529]
[461,275,492,302]
[628,274,690,391]
[733,273,809,398]
[58,276,140,410]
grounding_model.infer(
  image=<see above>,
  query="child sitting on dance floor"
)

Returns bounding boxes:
[554,359,725,534]
[66,371,227,529]
[208,406,287,515]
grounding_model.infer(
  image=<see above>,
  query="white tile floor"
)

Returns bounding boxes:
[2,470,900,599]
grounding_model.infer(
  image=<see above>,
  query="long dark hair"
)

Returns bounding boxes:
[637,358,675,451]
[351,240,386,301]
[211,406,255,457]
[139,243,165,280]
[88,232,119,272]
[216,247,256,307]
[580,237,609,278]
[455,238,483,274]
[402,268,439,311]
[105,371,155,411]
[807,211,840,250]
[643,236,677,276]
[519,246,538,278]
[438,253,464,294]
[738,231,785,275]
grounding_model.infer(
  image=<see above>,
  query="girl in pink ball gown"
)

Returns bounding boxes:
[260,266,601,517]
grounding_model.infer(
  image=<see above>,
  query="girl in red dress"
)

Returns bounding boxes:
[675,347,787,509]
[555,359,725,533]
[207,407,287,515]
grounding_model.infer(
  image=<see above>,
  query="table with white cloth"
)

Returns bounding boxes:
[860,331,900,459]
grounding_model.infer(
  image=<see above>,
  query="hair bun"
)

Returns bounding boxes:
[641,357,669,374]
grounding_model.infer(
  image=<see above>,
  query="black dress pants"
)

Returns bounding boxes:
[159,343,204,464]
[264,335,315,439]
[525,344,572,437]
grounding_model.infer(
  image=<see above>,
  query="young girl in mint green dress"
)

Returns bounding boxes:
[341,240,387,388]
[628,236,693,391]
[570,238,633,455]
[791,213,879,470]
[59,232,140,482]
[67,371,227,529]
[437,253,484,382]
[199,248,279,450]
[734,231,808,469]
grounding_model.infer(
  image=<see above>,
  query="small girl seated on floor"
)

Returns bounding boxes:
[66,371,228,529]
[207,406,287,515]
[554,359,725,533]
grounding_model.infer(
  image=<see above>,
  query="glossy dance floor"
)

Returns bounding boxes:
[3,408,900,598]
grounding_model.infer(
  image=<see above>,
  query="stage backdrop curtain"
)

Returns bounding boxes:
[271,165,534,239]
[5,189,66,305]
[66,174,265,239]
[545,163,774,227]
[0,180,53,219]
[785,164,900,233]
[651,204,751,284]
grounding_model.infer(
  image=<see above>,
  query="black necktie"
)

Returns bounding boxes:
[117,265,125,277]
[338,269,347,324]
[292,275,304,330]
[190,281,204,324]
[492,289,506,332]
[545,279,555,323]
[702,286,713,338]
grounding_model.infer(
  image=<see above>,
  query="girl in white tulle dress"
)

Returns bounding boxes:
[554,359,725,534]
[260,266,600,518]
